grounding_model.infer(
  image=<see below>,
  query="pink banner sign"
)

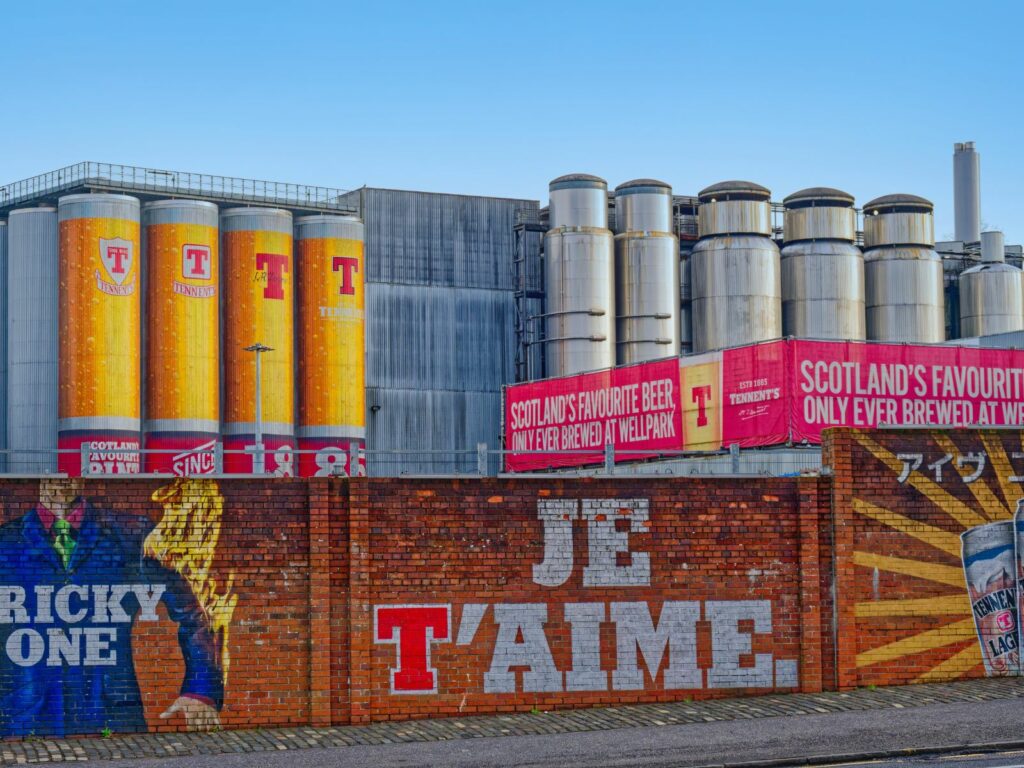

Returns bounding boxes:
[504,358,683,472]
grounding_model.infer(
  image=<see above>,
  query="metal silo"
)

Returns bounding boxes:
[690,181,781,353]
[543,174,614,376]
[613,179,679,364]
[781,187,865,340]
[954,141,981,244]
[862,194,945,343]
[295,214,365,478]
[6,207,58,473]
[57,194,141,476]
[221,207,295,475]
[0,221,6,472]
[143,200,220,474]
[959,230,1023,338]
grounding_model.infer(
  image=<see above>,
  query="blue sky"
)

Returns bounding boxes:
[2,0,1021,241]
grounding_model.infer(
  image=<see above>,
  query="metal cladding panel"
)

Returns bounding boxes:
[549,179,608,229]
[360,189,539,289]
[221,207,295,474]
[0,223,6,471]
[7,208,58,472]
[615,232,680,364]
[863,211,935,247]
[543,228,615,376]
[780,240,866,340]
[57,194,141,475]
[614,186,673,234]
[365,387,501,475]
[295,215,366,477]
[365,283,515,392]
[783,206,856,243]
[959,263,1024,337]
[690,234,782,353]
[864,247,946,343]
[142,200,220,473]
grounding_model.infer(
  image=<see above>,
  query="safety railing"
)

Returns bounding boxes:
[0,162,356,213]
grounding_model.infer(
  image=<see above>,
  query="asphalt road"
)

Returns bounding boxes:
[83,697,1024,768]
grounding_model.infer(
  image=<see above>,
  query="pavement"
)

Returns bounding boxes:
[4,677,1024,766]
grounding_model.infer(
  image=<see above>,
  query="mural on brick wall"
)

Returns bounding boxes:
[850,431,1024,683]
[371,494,802,708]
[0,478,236,737]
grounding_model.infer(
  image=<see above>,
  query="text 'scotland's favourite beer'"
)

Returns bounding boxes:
[221,208,295,474]
[961,521,1019,675]
[1015,499,1024,674]
[295,215,366,477]
[57,194,141,475]
[143,201,220,474]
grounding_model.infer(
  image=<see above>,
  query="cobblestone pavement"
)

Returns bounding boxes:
[2,678,1024,764]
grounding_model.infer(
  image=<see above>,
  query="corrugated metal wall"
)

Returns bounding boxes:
[342,188,539,475]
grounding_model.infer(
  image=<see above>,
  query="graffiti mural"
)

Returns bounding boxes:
[0,478,234,737]
[369,493,803,711]
[850,431,1024,683]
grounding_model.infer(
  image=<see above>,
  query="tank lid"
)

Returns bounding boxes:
[220,206,293,218]
[615,178,672,195]
[698,180,770,201]
[962,261,1019,275]
[783,187,855,206]
[550,173,607,190]
[58,192,140,207]
[143,199,219,212]
[8,206,56,215]
[863,194,933,212]
[295,213,363,225]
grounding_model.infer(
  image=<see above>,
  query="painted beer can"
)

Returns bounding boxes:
[1015,499,1024,674]
[220,208,294,475]
[143,200,220,474]
[295,215,365,477]
[57,194,141,475]
[961,520,1019,675]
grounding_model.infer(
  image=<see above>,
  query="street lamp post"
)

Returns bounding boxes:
[244,342,274,474]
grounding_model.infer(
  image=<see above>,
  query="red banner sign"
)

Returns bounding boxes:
[504,358,682,472]
[504,340,1024,472]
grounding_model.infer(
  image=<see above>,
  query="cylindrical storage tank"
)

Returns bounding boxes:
[544,175,615,376]
[613,179,679,364]
[295,215,365,478]
[781,187,865,340]
[6,207,58,473]
[221,207,294,474]
[0,221,6,473]
[959,231,1023,338]
[690,181,781,353]
[143,200,220,474]
[981,230,1006,263]
[57,194,141,476]
[862,194,945,343]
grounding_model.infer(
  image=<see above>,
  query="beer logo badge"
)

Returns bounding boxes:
[997,610,1015,632]
[174,244,217,298]
[95,238,136,296]
[182,244,212,280]
[99,238,133,285]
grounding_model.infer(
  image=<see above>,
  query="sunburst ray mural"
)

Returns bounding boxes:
[851,431,1023,683]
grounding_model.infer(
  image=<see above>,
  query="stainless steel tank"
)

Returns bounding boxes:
[954,141,981,244]
[0,221,6,472]
[613,179,680,364]
[862,194,945,343]
[690,181,781,353]
[781,187,865,340]
[960,230,1023,337]
[544,174,614,376]
[6,207,58,472]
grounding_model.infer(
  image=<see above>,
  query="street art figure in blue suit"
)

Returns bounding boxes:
[0,480,224,737]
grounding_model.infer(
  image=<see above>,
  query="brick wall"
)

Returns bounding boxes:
[0,428,1014,739]
[826,429,1020,689]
